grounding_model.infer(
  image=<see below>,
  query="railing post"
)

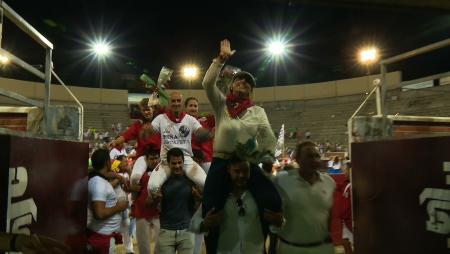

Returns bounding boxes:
[43,48,52,135]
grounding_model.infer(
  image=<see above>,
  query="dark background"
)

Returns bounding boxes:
[1,0,449,92]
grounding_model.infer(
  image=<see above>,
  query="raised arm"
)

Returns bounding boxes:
[202,39,236,114]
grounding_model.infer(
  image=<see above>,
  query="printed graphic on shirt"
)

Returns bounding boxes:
[162,126,190,145]
[153,114,202,157]
[179,125,190,137]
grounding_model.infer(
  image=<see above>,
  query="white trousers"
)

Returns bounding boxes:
[201,162,211,174]
[136,217,160,254]
[120,209,134,253]
[148,156,206,194]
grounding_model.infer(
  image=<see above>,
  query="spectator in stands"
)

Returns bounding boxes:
[328,156,343,174]
[305,130,311,140]
[325,140,332,152]
[87,148,128,253]
[201,39,282,253]
[148,148,201,254]
[273,141,335,254]
[191,157,283,253]
[185,96,215,173]
[109,98,161,159]
[318,142,325,154]
[129,149,161,254]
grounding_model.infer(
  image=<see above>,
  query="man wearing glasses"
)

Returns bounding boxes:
[191,157,283,253]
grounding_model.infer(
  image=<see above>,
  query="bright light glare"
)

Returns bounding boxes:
[359,47,379,64]
[0,55,9,64]
[267,40,287,56]
[182,65,199,80]
[92,42,111,56]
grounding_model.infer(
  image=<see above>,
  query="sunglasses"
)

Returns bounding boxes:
[236,198,246,216]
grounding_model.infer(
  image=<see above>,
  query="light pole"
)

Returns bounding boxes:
[266,39,287,107]
[358,47,379,75]
[181,64,199,97]
[358,46,380,114]
[91,41,111,103]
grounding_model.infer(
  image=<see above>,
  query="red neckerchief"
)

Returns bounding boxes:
[115,144,124,151]
[226,94,254,118]
[166,110,186,123]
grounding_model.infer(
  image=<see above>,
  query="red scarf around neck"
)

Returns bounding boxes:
[115,143,124,151]
[166,110,186,123]
[226,94,254,118]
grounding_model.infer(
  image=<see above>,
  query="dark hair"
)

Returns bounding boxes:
[139,98,149,109]
[167,148,184,163]
[192,149,205,162]
[345,161,352,168]
[227,156,250,170]
[116,155,126,161]
[144,147,160,158]
[184,97,198,107]
[295,141,317,160]
[91,148,110,171]
[232,71,256,88]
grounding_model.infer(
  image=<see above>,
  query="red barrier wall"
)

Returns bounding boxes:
[0,134,88,253]
[352,136,450,254]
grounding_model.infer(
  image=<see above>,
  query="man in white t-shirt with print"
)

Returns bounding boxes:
[146,92,210,193]
[87,148,128,254]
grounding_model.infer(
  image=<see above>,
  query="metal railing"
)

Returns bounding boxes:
[52,70,84,141]
[379,38,450,115]
[347,38,450,157]
[0,1,83,140]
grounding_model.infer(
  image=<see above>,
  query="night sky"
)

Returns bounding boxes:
[1,0,449,92]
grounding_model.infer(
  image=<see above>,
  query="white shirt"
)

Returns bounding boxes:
[273,170,335,245]
[151,113,202,158]
[109,147,127,160]
[190,192,265,254]
[202,60,277,163]
[87,176,122,235]
[130,155,147,186]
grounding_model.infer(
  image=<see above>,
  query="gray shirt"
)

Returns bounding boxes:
[160,175,196,230]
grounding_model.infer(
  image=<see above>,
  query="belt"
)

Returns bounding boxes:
[279,236,332,248]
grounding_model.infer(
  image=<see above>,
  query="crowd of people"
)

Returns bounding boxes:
[85,39,353,254]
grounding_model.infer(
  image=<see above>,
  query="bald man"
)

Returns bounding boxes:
[146,92,211,194]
